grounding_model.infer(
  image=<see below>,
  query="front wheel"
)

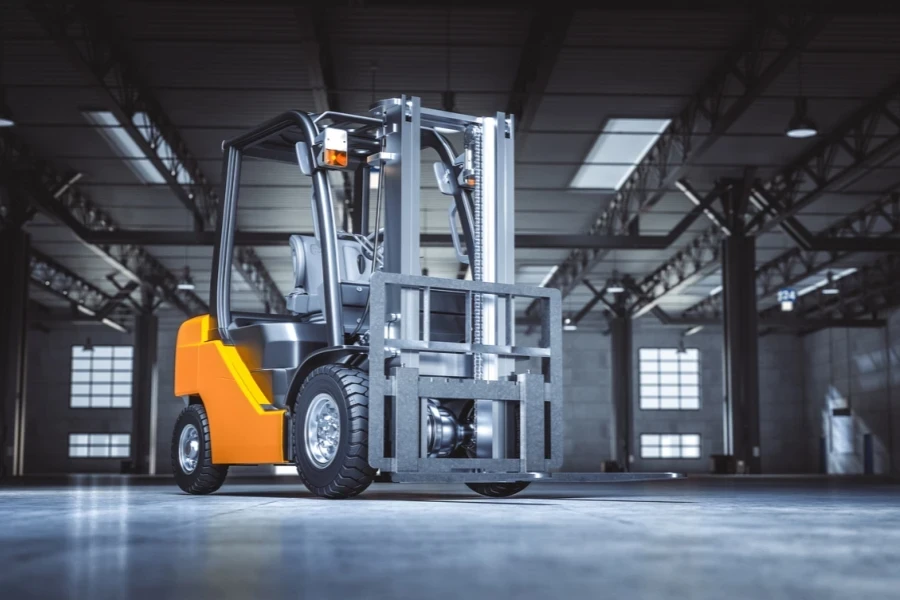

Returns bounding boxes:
[293,365,376,499]
[466,482,530,498]
[171,403,228,494]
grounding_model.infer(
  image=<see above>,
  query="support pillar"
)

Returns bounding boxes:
[721,180,761,473]
[0,227,30,478]
[131,303,159,474]
[609,307,633,470]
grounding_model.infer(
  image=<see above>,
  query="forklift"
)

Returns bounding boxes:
[172,97,675,498]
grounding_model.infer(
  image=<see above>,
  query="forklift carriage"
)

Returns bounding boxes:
[171,97,677,498]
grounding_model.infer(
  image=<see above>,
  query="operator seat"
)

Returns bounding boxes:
[286,234,373,317]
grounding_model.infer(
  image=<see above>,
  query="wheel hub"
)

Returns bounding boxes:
[178,424,200,474]
[305,393,341,468]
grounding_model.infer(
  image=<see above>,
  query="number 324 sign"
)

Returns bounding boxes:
[777,288,796,311]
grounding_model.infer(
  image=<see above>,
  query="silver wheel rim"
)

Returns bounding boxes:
[179,423,200,474]
[304,393,341,468]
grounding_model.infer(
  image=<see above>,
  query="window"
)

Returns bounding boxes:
[639,348,700,410]
[640,434,701,459]
[68,433,131,458]
[70,345,133,408]
[569,118,671,190]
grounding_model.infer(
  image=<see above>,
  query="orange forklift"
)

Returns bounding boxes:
[171,97,675,498]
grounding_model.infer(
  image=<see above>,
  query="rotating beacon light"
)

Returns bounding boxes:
[323,128,348,168]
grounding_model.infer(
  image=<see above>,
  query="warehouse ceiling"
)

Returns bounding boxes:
[4,2,900,326]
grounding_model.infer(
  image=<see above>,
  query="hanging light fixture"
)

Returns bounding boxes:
[785,53,817,139]
[0,14,14,127]
[785,97,818,139]
[83,337,94,352]
[822,270,839,295]
[0,98,12,127]
[606,269,626,294]
[563,316,577,332]
[177,266,195,291]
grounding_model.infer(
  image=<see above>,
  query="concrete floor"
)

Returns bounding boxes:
[0,476,899,599]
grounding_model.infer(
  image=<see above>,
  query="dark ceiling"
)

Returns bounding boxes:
[4,2,900,322]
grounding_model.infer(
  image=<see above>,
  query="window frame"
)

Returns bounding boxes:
[639,433,702,460]
[69,345,134,409]
[637,347,701,411]
[68,433,132,459]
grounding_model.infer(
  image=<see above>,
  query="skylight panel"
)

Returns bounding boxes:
[569,118,671,190]
[83,110,165,185]
[83,110,195,187]
[539,265,559,287]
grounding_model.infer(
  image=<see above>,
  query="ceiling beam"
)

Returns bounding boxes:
[747,81,900,236]
[506,6,573,152]
[683,193,900,321]
[78,229,742,250]
[759,252,900,327]
[670,92,900,322]
[79,179,727,249]
[30,0,286,314]
[29,247,131,331]
[523,11,829,320]
[1,125,208,318]
[631,67,900,318]
[296,4,338,115]
[294,3,356,232]
[649,305,884,331]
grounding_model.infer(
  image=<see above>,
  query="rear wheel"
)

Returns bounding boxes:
[466,482,530,498]
[293,365,375,498]
[171,403,228,494]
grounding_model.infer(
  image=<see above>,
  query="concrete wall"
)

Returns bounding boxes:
[22,308,822,476]
[21,310,281,476]
[557,329,611,472]
[24,323,133,474]
[542,320,806,475]
[153,311,184,475]
[758,330,810,473]
[628,321,723,474]
[802,312,900,475]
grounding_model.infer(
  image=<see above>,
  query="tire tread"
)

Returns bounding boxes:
[294,365,376,499]
[466,481,530,498]
[171,403,228,495]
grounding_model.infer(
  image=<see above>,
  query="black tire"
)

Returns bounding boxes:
[293,365,375,499]
[466,482,530,498]
[171,403,228,495]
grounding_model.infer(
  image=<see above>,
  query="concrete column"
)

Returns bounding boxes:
[721,182,761,473]
[131,308,159,474]
[0,227,30,478]
[609,309,633,469]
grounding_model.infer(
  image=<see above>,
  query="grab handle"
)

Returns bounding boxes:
[448,204,470,265]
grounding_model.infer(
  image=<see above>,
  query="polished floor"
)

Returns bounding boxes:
[0,476,898,599]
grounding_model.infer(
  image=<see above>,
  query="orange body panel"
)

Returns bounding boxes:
[174,315,287,465]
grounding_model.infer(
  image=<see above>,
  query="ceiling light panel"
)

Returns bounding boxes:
[83,110,165,185]
[569,118,671,190]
